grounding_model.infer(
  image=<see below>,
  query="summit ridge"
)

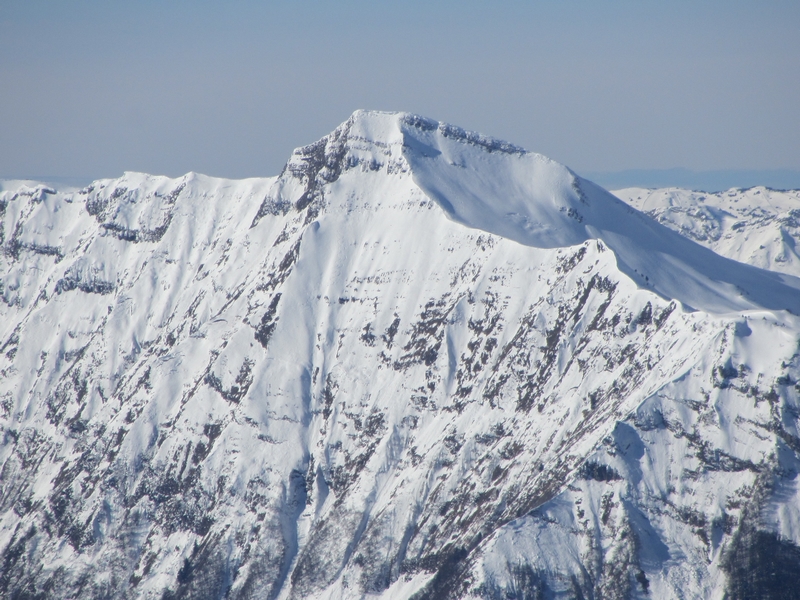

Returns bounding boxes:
[260,110,800,315]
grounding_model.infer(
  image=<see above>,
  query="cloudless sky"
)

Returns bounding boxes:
[1,1,799,182]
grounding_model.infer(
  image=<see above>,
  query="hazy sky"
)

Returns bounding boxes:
[2,1,799,182]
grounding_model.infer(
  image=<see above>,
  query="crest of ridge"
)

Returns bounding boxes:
[257,110,800,316]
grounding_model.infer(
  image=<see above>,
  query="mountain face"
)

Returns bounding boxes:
[2,110,800,600]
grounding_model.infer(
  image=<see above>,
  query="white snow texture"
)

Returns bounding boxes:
[1,110,800,600]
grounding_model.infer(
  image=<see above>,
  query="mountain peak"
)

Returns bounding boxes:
[295,109,529,163]
[259,111,800,315]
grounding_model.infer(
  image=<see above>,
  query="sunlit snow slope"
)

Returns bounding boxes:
[2,111,800,600]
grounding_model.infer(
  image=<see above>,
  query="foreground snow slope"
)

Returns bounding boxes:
[614,186,800,279]
[1,111,799,599]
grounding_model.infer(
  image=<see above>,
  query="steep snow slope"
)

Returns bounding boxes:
[1,111,799,600]
[613,186,800,278]
[376,118,800,315]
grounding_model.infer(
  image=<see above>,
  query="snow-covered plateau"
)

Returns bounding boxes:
[2,110,800,599]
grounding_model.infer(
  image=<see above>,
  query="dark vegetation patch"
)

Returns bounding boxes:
[360,323,376,346]
[55,273,115,295]
[581,461,621,482]
[722,526,800,600]
[161,534,231,600]
[15,242,64,261]
[477,563,554,600]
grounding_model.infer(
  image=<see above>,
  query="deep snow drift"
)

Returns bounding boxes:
[1,111,800,599]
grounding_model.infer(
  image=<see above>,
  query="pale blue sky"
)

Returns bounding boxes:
[2,1,799,186]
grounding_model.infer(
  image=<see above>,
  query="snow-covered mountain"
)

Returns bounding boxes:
[2,110,800,600]
[613,186,800,279]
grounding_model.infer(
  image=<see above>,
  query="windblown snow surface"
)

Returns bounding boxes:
[2,111,800,600]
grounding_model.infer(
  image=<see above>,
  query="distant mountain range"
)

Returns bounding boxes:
[587,168,800,192]
[612,186,800,278]
[2,111,800,599]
